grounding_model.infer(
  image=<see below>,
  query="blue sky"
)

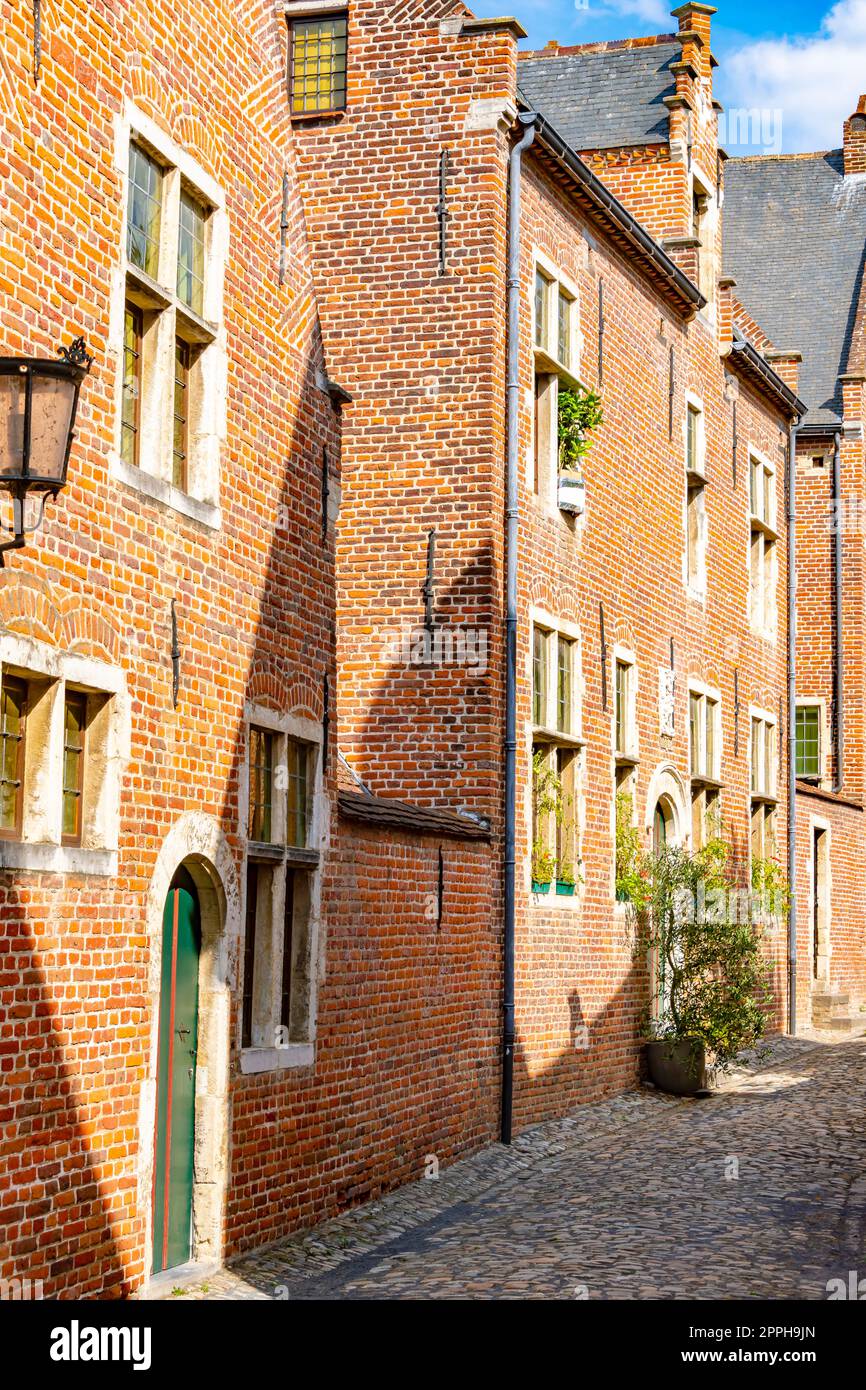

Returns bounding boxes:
[470,0,866,153]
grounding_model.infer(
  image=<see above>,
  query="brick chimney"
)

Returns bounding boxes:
[844,97,866,177]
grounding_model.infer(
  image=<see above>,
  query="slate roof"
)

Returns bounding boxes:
[517,41,678,152]
[723,152,866,426]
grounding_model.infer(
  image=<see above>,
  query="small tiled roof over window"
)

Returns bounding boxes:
[723,152,866,426]
[518,39,678,152]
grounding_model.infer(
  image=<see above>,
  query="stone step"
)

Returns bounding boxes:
[813,1014,857,1032]
[812,990,850,1008]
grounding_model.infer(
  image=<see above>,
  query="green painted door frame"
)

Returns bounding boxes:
[152,869,201,1275]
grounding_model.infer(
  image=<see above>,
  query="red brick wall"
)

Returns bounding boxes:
[289,1,517,819]
[512,150,792,1127]
[227,819,500,1255]
[0,1,339,1297]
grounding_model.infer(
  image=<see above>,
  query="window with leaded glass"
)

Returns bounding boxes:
[749,453,777,636]
[286,739,309,848]
[615,659,630,756]
[121,304,142,467]
[120,126,222,506]
[172,339,190,491]
[532,626,548,727]
[557,637,573,734]
[177,191,206,316]
[686,403,701,474]
[127,144,162,278]
[61,690,87,845]
[534,269,549,349]
[795,704,821,779]
[248,727,274,843]
[557,289,571,367]
[689,689,719,781]
[0,677,26,839]
[289,15,348,114]
[750,714,776,799]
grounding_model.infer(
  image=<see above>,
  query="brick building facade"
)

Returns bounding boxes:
[0,0,863,1299]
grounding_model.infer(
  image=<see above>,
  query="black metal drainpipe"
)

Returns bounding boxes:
[787,418,800,1035]
[502,111,538,1146]
[833,429,844,791]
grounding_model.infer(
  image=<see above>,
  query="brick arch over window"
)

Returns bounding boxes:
[0,574,62,645]
[525,576,582,629]
[245,663,324,723]
[126,71,182,142]
[612,621,638,653]
[58,600,123,664]
[684,654,722,692]
[175,113,223,185]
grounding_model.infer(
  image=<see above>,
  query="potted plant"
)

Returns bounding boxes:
[531,839,556,894]
[557,385,603,514]
[556,860,576,896]
[625,839,774,1095]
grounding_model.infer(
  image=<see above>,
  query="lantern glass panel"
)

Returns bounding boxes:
[0,374,26,480]
[28,373,77,483]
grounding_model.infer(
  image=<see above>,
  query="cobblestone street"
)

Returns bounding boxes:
[172,1034,866,1301]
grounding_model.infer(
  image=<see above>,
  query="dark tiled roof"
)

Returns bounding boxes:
[723,152,866,426]
[338,790,491,840]
[518,42,678,151]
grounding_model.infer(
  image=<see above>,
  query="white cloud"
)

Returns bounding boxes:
[724,0,866,153]
[574,0,670,23]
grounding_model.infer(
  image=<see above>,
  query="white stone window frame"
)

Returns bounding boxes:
[612,643,639,763]
[527,609,585,906]
[748,445,779,641]
[239,704,328,1074]
[529,608,583,743]
[687,678,722,783]
[109,104,228,531]
[0,633,130,877]
[795,696,827,783]
[529,252,585,511]
[690,162,718,320]
[749,704,778,801]
[683,391,708,601]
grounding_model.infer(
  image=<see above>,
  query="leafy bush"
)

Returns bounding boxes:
[558,385,604,471]
[623,838,776,1071]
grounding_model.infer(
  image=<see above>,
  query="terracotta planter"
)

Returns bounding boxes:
[646,1037,708,1096]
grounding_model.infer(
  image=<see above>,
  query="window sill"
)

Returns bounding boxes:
[0,841,118,876]
[750,516,780,542]
[751,792,778,807]
[690,773,723,790]
[533,347,584,391]
[239,1043,315,1075]
[615,751,640,768]
[532,725,585,747]
[111,454,222,531]
[290,108,347,123]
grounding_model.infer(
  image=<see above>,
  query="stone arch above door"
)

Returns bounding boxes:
[141,813,241,1281]
[644,763,689,848]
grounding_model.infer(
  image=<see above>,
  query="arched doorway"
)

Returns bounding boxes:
[653,797,674,855]
[152,867,201,1275]
[651,796,676,1023]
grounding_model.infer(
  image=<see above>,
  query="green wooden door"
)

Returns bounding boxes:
[152,870,200,1274]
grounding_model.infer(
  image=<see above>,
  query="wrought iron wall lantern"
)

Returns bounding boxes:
[0,337,93,564]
